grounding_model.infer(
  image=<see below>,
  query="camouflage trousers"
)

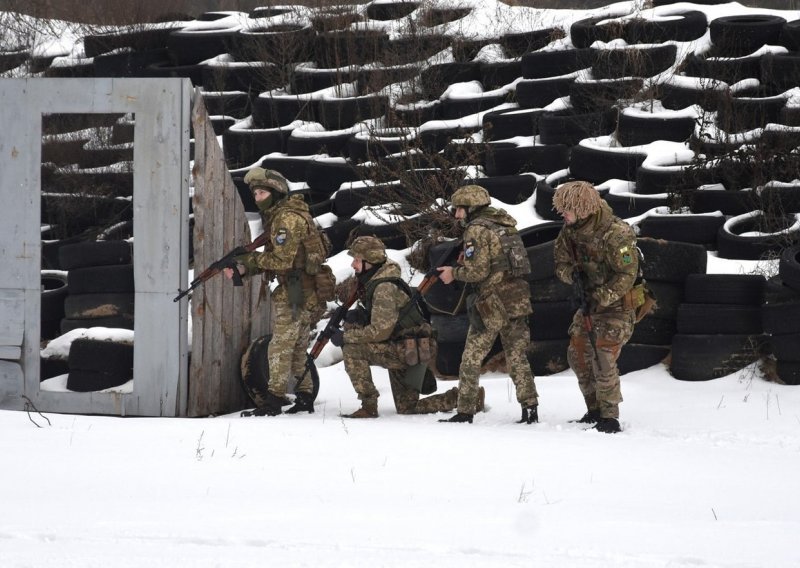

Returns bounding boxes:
[567,308,635,420]
[268,298,314,397]
[458,316,537,415]
[342,341,458,414]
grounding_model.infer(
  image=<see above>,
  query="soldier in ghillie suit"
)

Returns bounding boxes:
[224,167,329,416]
[333,236,463,418]
[436,185,538,424]
[553,180,642,434]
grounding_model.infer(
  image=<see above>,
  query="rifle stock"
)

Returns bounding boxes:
[173,230,271,302]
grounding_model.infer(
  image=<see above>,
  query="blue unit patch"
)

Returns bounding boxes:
[275,228,288,245]
[464,241,476,259]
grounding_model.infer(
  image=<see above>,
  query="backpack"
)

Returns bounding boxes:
[472,218,531,278]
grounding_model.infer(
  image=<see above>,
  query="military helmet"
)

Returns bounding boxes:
[243,167,289,195]
[552,180,604,219]
[451,184,491,208]
[348,236,387,264]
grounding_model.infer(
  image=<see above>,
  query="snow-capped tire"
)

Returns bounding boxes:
[688,187,759,217]
[716,92,788,133]
[64,293,135,319]
[83,26,177,58]
[677,304,763,335]
[223,124,291,169]
[569,78,642,113]
[419,62,481,99]
[616,111,695,146]
[684,274,766,305]
[779,244,800,292]
[482,107,544,141]
[515,76,575,109]
[538,108,617,146]
[590,44,677,80]
[167,26,240,65]
[500,27,557,58]
[241,334,320,406]
[365,1,419,20]
[317,94,388,131]
[670,333,764,381]
[637,212,724,247]
[57,240,132,270]
[60,315,134,334]
[684,53,762,85]
[637,237,708,283]
[643,280,684,321]
[570,16,627,49]
[717,211,800,261]
[305,159,361,196]
[67,338,134,375]
[521,48,593,79]
[484,144,570,177]
[624,10,707,44]
[569,143,647,184]
[709,14,786,57]
[41,271,69,340]
[464,175,536,205]
[67,264,134,294]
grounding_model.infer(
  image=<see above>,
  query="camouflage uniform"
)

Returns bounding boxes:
[449,187,538,417]
[236,169,322,403]
[342,240,458,416]
[554,191,639,423]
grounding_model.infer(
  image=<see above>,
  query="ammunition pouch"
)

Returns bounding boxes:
[314,264,336,302]
[466,289,508,333]
[286,269,305,312]
[624,282,657,323]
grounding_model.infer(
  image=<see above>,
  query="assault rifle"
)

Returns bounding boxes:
[173,231,270,302]
[572,268,599,363]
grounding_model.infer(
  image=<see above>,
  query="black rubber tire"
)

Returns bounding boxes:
[484,143,570,177]
[290,66,360,94]
[422,242,467,316]
[434,340,465,378]
[500,27,556,58]
[67,369,131,392]
[688,187,759,217]
[604,191,669,219]
[569,143,647,184]
[463,175,536,205]
[439,93,507,121]
[83,26,176,58]
[366,1,418,20]
[529,276,573,303]
[779,244,800,292]
[521,48,593,79]
[419,62,481,99]
[591,44,677,80]
[717,211,800,261]
[287,129,352,159]
[324,218,360,256]
[644,280,684,321]
[630,315,677,345]
[776,360,800,385]
[764,275,800,304]
[515,76,576,109]
[570,16,628,49]
[482,107,544,141]
[67,264,134,294]
[684,274,766,306]
[167,27,239,65]
[538,108,617,146]
[656,82,726,113]
[684,53,762,85]
[333,187,370,218]
[709,14,786,58]
[223,124,291,169]
[41,356,69,382]
[637,213,724,248]
[68,338,134,375]
[241,334,320,406]
[568,78,642,113]
[616,111,695,147]
[431,313,470,344]
[769,332,800,362]
[41,271,69,340]
[677,304,763,335]
[716,93,788,133]
[780,19,800,51]
[201,61,283,94]
[670,333,764,381]
[637,237,708,283]
[624,10,708,44]
[530,301,573,341]
[60,315,134,334]
[317,94,388,131]
[618,343,670,375]
[534,178,564,221]
[64,293,135,319]
[527,338,570,376]
[58,240,132,270]
[762,300,800,335]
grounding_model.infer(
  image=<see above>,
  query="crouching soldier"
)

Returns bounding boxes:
[332,236,464,418]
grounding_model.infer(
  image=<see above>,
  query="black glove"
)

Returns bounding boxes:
[330,329,345,347]
[343,308,368,326]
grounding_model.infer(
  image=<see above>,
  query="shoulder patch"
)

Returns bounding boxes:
[620,245,633,265]
[464,240,477,260]
[275,227,288,246]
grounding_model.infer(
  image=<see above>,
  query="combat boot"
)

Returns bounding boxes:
[517,405,538,424]
[594,417,621,434]
[476,387,486,413]
[439,412,473,423]
[285,392,314,414]
[571,409,601,424]
[242,391,284,417]
[343,399,378,418]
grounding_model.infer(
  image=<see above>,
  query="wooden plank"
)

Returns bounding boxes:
[0,361,23,407]
[0,291,24,346]
[0,346,21,360]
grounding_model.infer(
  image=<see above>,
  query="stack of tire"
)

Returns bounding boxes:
[671,273,766,381]
[57,241,135,334]
[66,338,134,392]
[763,244,800,385]
[523,222,571,376]
[629,238,708,376]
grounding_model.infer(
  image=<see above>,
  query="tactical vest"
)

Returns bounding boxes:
[284,207,331,275]
[470,217,531,278]
[363,277,426,338]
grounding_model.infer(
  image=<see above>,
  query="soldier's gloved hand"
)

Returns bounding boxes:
[343,308,367,326]
[330,329,345,347]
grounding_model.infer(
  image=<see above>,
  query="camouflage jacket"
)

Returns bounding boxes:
[237,195,312,276]
[554,201,638,310]
[453,207,520,292]
[345,261,416,344]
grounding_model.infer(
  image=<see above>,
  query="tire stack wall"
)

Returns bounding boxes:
[763,244,800,385]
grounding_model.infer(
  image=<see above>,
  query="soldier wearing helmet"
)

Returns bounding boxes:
[331,236,461,418]
[436,184,539,424]
[224,166,325,416]
[553,180,640,434]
